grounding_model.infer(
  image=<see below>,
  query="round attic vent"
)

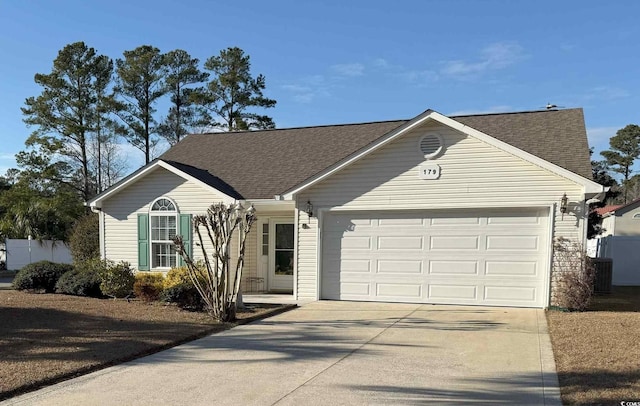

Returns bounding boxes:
[419,134,443,159]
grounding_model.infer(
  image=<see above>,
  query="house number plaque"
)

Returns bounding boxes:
[419,164,441,180]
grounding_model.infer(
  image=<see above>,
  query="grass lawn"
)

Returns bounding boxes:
[0,290,291,400]
[547,286,640,405]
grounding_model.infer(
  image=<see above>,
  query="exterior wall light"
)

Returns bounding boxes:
[560,193,568,219]
[306,200,314,218]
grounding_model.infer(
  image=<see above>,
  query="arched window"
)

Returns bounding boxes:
[150,197,178,268]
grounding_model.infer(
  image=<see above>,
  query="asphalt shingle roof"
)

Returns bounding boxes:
[159,108,592,199]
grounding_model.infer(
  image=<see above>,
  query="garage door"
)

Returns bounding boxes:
[321,208,549,307]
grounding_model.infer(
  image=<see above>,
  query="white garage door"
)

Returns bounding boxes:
[321,208,549,307]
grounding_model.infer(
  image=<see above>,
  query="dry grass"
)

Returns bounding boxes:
[0,290,291,400]
[547,286,640,405]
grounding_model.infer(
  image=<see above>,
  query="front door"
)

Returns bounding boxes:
[269,221,294,292]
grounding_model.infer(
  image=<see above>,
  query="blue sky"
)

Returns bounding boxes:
[0,0,637,176]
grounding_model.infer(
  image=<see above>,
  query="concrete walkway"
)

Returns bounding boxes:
[3,302,560,406]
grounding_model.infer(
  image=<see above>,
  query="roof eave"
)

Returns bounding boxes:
[87,160,238,208]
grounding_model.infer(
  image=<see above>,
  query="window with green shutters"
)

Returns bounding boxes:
[178,214,192,266]
[137,214,150,271]
[137,198,192,270]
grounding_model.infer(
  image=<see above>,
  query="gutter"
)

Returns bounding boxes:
[586,187,609,205]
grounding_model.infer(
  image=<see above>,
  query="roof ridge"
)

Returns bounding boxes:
[192,109,583,136]
[196,119,409,136]
[450,108,581,118]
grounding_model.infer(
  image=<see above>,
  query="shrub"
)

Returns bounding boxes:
[99,261,135,298]
[553,237,596,311]
[55,268,103,297]
[133,272,165,302]
[163,265,207,289]
[160,282,205,311]
[69,214,100,263]
[12,260,73,292]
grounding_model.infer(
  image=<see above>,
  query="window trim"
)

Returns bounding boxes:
[149,197,179,269]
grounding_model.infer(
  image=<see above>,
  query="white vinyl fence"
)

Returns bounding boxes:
[5,239,72,271]
[588,236,640,285]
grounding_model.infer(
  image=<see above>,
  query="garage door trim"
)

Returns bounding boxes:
[316,205,554,308]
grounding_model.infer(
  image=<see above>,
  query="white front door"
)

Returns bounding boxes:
[268,220,294,292]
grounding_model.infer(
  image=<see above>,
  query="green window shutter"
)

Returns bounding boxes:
[137,214,150,271]
[178,214,192,266]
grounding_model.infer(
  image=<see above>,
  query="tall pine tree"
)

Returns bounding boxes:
[195,47,276,131]
[113,45,167,164]
[157,49,209,145]
[601,124,640,203]
[22,41,113,201]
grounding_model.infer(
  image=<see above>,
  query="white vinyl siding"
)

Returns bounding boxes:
[296,121,586,302]
[102,167,230,269]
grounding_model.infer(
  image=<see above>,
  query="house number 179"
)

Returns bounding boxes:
[419,164,441,180]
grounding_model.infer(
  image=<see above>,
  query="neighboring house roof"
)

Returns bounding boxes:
[88,108,599,206]
[158,108,593,199]
[594,204,624,216]
[595,198,640,217]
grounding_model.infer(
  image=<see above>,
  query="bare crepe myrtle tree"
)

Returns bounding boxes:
[173,202,256,322]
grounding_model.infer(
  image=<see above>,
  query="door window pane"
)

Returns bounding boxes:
[275,251,294,275]
[275,224,294,249]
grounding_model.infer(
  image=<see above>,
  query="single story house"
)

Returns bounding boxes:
[595,198,640,236]
[88,108,605,308]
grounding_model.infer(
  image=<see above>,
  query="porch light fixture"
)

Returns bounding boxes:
[306,200,314,219]
[560,193,568,219]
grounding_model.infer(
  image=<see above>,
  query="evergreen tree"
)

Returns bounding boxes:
[21,41,113,201]
[195,47,276,131]
[157,49,209,145]
[601,124,640,203]
[113,45,167,164]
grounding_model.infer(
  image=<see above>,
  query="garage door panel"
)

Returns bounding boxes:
[429,260,478,275]
[341,236,372,250]
[486,235,538,250]
[341,282,370,296]
[430,236,479,250]
[321,209,548,307]
[376,283,422,298]
[334,259,371,273]
[378,218,425,226]
[428,284,478,300]
[377,259,423,274]
[484,286,537,302]
[485,261,538,276]
[487,215,541,225]
[430,216,481,225]
[378,236,424,250]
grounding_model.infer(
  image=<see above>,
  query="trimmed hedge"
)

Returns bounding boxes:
[13,261,74,292]
[99,261,135,298]
[133,272,164,302]
[164,265,207,289]
[161,283,205,311]
[69,214,100,263]
[55,268,103,297]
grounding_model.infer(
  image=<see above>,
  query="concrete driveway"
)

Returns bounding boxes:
[3,301,560,406]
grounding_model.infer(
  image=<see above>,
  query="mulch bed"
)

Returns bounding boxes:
[0,290,292,400]
[547,286,640,405]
